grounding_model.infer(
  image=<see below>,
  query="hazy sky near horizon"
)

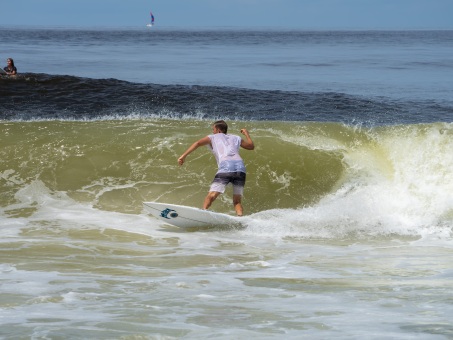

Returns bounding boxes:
[3,0,453,29]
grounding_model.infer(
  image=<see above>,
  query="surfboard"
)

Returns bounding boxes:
[0,68,6,74]
[143,201,243,229]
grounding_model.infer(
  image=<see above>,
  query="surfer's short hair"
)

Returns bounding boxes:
[213,120,228,133]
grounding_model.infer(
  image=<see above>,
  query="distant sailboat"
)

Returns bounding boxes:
[146,11,155,27]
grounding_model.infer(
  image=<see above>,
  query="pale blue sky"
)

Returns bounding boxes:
[3,0,453,29]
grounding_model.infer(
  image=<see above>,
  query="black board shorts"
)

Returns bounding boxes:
[209,172,246,195]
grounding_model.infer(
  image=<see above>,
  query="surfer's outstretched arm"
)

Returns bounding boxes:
[240,128,254,150]
[178,136,211,165]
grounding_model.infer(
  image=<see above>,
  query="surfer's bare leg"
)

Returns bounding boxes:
[203,191,221,210]
[233,194,243,216]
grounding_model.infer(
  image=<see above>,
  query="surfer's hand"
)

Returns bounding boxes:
[178,156,185,166]
[241,128,251,137]
[240,128,254,150]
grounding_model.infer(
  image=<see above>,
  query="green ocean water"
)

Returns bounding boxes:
[0,119,453,235]
[2,119,452,220]
[2,118,453,338]
[0,120,339,214]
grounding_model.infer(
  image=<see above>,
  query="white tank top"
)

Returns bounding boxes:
[208,133,246,173]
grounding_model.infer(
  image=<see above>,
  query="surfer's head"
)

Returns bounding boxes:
[213,120,228,134]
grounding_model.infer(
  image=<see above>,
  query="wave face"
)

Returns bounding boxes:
[1,74,453,124]
[1,119,452,238]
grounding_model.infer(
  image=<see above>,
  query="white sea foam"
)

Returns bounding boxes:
[241,124,453,242]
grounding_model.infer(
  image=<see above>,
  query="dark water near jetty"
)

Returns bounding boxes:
[1,74,453,124]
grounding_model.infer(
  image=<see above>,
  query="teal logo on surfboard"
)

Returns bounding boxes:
[161,208,178,219]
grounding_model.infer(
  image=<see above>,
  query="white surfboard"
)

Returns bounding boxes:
[143,201,243,229]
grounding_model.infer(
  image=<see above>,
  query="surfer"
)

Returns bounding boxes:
[178,120,255,216]
[3,58,17,75]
